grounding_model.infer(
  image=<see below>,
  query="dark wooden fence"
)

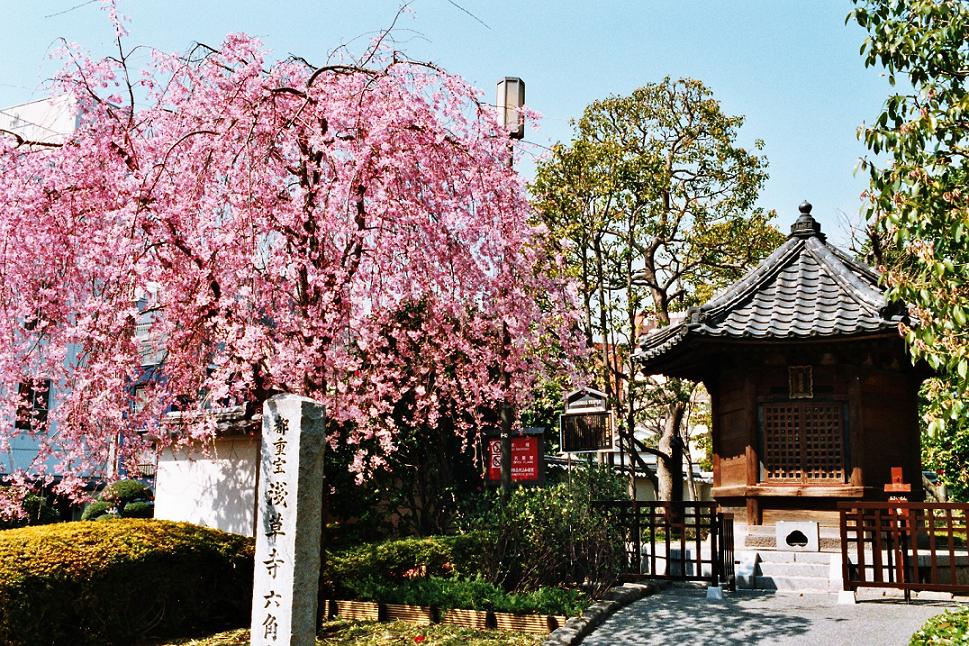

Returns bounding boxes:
[594,500,735,589]
[839,501,969,598]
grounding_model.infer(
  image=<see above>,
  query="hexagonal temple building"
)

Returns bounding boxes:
[635,202,926,546]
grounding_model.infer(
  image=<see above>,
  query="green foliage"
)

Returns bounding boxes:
[0,490,60,529]
[911,607,969,645]
[324,532,589,614]
[82,479,154,520]
[0,519,254,645]
[922,387,969,501]
[530,76,779,336]
[342,576,588,616]
[123,501,154,518]
[80,500,113,521]
[851,0,969,493]
[326,466,622,600]
[100,479,152,505]
[324,396,483,545]
[325,534,488,595]
[545,459,629,501]
[464,463,628,593]
[529,77,781,500]
[520,374,569,443]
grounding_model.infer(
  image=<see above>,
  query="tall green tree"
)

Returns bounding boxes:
[531,78,782,500]
[851,0,969,494]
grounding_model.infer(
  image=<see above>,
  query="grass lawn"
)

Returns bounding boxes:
[155,620,544,645]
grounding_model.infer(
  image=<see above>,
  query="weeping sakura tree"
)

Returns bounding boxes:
[0,24,581,514]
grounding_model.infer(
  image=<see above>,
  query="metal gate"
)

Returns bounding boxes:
[595,501,735,589]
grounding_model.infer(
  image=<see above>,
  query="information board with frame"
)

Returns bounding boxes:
[559,411,615,454]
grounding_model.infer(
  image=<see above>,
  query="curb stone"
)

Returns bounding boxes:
[543,582,667,646]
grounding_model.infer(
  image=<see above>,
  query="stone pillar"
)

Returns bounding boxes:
[251,394,325,646]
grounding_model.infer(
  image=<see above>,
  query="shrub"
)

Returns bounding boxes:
[123,501,154,518]
[0,491,60,529]
[466,463,627,593]
[0,519,254,645]
[342,576,588,616]
[100,479,152,505]
[501,586,589,616]
[911,607,969,645]
[80,500,112,521]
[324,533,488,595]
[83,479,154,520]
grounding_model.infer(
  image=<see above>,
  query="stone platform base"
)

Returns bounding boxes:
[737,523,843,552]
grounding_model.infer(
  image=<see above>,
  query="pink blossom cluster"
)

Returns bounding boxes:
[0,32,582,504]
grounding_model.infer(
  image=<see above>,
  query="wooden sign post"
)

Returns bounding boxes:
[884,466,912,502]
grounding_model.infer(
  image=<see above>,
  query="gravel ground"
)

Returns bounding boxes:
[580,585,959,646]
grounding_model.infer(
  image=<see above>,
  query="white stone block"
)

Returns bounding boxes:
[916,590,955,601]
[837,590,857,605]
[735,551,759,589]
[775,521,820,552]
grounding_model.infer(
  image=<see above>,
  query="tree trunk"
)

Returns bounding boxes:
[657,400,686,501]
[684,431,699,501]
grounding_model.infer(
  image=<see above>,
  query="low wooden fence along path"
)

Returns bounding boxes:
[594,501,735,589]
[839,501,969,600]
[324,599,566,635]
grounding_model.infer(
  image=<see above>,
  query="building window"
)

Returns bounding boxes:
[16,378,51,431]
[788,365,813,399]
[761,402,845,483]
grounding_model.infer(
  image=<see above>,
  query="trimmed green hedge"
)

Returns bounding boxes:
[0,519,254,645]
[99,479,152,505]
[80,500,112,521]
[83,479,154,520]
[123,501,154,518]
[911,607,969,645]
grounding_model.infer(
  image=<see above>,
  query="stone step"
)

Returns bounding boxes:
[758,562,830,578]
[753,575,838,592]
[756,550,837,565]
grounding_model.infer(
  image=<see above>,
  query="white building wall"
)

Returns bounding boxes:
[1,96,81,476]
[154,436,258,536]
[0,95,78,145]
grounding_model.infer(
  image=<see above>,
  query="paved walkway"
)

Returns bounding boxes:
[581,586,959,646]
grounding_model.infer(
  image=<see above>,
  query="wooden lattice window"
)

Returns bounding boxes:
[761,402,845,483]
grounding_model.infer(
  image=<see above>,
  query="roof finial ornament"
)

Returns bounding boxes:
[790,200,824,239]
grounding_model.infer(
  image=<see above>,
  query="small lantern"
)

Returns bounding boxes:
[496,77,525,140]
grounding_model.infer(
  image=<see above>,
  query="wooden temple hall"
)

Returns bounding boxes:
[635,202,925,536]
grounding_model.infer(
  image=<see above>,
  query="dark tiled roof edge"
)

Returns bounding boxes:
[635,206,904,365]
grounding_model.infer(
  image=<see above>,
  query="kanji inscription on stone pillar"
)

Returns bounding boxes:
[251,394,325,646]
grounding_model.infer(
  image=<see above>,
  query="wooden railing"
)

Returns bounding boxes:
[594,501,735,589]
[839,501,969,598]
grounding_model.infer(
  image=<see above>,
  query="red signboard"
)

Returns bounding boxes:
[487,435,542,483]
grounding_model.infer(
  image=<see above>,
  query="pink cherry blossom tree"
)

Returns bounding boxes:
[0,14,581,513]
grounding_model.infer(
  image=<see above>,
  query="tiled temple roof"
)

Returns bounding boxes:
[636,202,906,366]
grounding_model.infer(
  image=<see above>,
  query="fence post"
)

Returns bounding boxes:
[712,511,721,588]
[706,508,724,601]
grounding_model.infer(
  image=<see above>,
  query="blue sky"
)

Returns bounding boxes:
[0,1,890,247]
